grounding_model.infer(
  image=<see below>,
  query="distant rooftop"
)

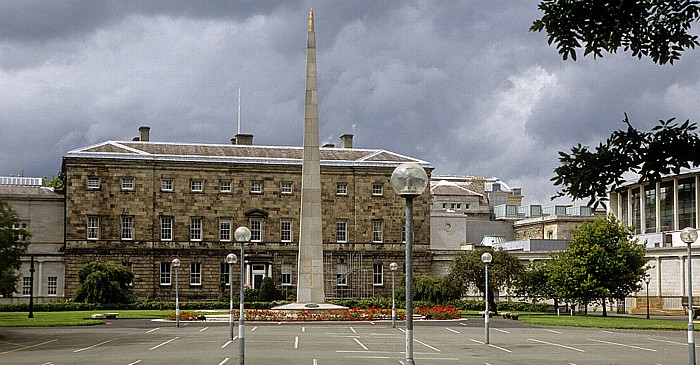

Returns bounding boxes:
[0,177,43,186]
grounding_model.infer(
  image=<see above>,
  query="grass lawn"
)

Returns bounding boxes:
[0,310,174,327]
[520,314,688,330]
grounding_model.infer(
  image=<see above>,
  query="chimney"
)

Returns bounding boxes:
[322,143,335,148]
[234,133,253,145]
[340,134,353,148]
[138,126,150,142]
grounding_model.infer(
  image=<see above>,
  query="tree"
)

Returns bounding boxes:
[531,0,700,65]
[547,216,648,316]
[0,199,29,297]
[532,1,700,206]
[73,262,136,304]
[449,248,525,314]
[515,260,556,303]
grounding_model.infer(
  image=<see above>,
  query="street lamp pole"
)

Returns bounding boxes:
[172,258,180,328]
[226,253,238,341]
[645,276,651,320]
[390,262,398,328]
[234,226,252,365]
[681,227,699,365]
[391,162,428,365]
[481,252,493,344]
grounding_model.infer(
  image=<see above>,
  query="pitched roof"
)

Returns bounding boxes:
[430,180,482,197]
[65,141,431,169]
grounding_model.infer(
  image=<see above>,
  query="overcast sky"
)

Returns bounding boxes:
[2,1,700,205]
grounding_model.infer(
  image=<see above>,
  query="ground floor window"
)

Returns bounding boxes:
[160,262,171,285]
[22,277,31,296]
[190,262,202,285]
[281,263,292,286]
[373,263,383,286]
[47,276,58,295]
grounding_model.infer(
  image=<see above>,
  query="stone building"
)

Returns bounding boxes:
[61,131,432,301]
[0,177,65,304]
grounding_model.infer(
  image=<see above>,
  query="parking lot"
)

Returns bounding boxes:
[0,318,694,364]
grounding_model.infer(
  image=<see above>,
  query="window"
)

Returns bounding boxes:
[631,189,641,234]
[160,262,171,285]
[336,220,348,243]
[21,277,32,296]
[659,181,674,231]
[87,176,100,189]
[250,218,263,242]
[190,262,202,285]
[221,263,231,286]
[87,215,99,240]
[281,263,292,286]
[442,203,447,209]
[373,263,383,286]
[456,203,462,209]
[161,179,173,191]
[251,180,263,194]
[372,183,383,196]
[337,263,348,286]
[220,180,232,192]
[190,217,202,241]
[372,220,383,243]
[161,216,173,241]
[620,192,629,227]
[220,219,232,241]
[47,276,58,295]
[280,219,292,242]
[336,183,348,195]
[679,177,697,229]
[644,185,656,233]
[11,222,28,241]
[121,177,134,190]
[190,179,203,192]
[281,181,293,194]
[121,215,134,240]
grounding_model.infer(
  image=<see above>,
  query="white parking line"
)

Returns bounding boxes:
[218,358,229,365]
[446,328,460,334]
[74,338,119,353]
[544,329,563,334]
[313,359,318,365]
[146,328,159,334]
[149,337,178,351]
[127,361,142,365]
[199,327,209,332]
[414,339,440,352]
[600,330,614,334]
[302,327,306,332]
[221,340,232,349]
[295,336,299,349]
[493,328,510,334]
[587,338,657,352]
[467,338,511,353]
[350,327,357,333]
[529,338,584,352]
[353,337,368,350]
[0,339,58,355]
[647,337,685,346]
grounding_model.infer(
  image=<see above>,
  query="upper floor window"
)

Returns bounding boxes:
[220,180,232,192]
[280,219,292,242]
[161,179,173,191]
[281,181,293,194]
[161,216,173,241]
[250,218,263,242]
[372,183,383,196]
[220,219,232,241]
[372,220,383,243]
[336,220,348,243]
[251,180,263,194]
[87,176,100,189]
[337,183,348,195]
[190,217,202,241]
[87,215,99,240]
[190,179,203,192]
[121,215,133,240]
[121,177,134,190]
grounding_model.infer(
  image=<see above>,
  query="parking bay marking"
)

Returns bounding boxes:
[0,339,58,355]
[446,328,460,334]
[468,338,511,353]
[149,337,178,351]
[74,338,119,353]
[146,328,159,334]
[493,328,510,334]
[528,338,585,352]
[353,337,368,350]
[646,337,686,346]
[587,338,657,352]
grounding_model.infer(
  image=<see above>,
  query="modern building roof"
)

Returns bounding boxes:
[430,179,483,197]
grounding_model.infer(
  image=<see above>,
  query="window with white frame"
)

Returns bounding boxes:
[281,181,293,194]
[219,219,232,241]
[337,263,348,286]
[87,215,99,240]
[250,218,263,242]
[336,220,348,243]
[190,262,202,285]
[161,179,173,191]
[372,183,383,196]
[47,276,58,295]
[22,277,31,296]
[161,216,173,241]
[251,180,263,194]
[190,217,202,241]
[121,177,134,190]
[160,262,171,285]
[280,219,292,242]
[121,215,134,240]
[336,182,348,195]
[220,263,231,286]
[281,263,292,286]
[87,176,100,189]
[373,263,383,286]
[372,220,383,243]
[190,179,203,192]
[11,222,28,241]
[220,180,232,192]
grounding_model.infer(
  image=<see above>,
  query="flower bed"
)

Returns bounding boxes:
[415,305,461,320]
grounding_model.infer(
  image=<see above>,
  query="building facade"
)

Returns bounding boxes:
[0,177,65,304]
[61,132,432,301]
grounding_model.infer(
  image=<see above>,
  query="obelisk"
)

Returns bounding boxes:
[297,8,325,304]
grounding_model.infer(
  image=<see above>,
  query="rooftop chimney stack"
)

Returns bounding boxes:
[340,134,353,149]
[138,126,150,142]
[234,133,253,145]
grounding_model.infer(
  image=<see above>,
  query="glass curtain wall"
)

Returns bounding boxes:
[631,189,641,234]
[678,177,696,228]
[659,181,674,231]
[644,185,656,233]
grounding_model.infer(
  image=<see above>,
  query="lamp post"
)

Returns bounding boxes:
[226,253,238,341]
[390,262,398,328]
[644,276,651,320]
[681,226,699,365]
[481,252,493,344]
[390,162,428,365]
[172,258,181,328]
[234,226,251,365]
